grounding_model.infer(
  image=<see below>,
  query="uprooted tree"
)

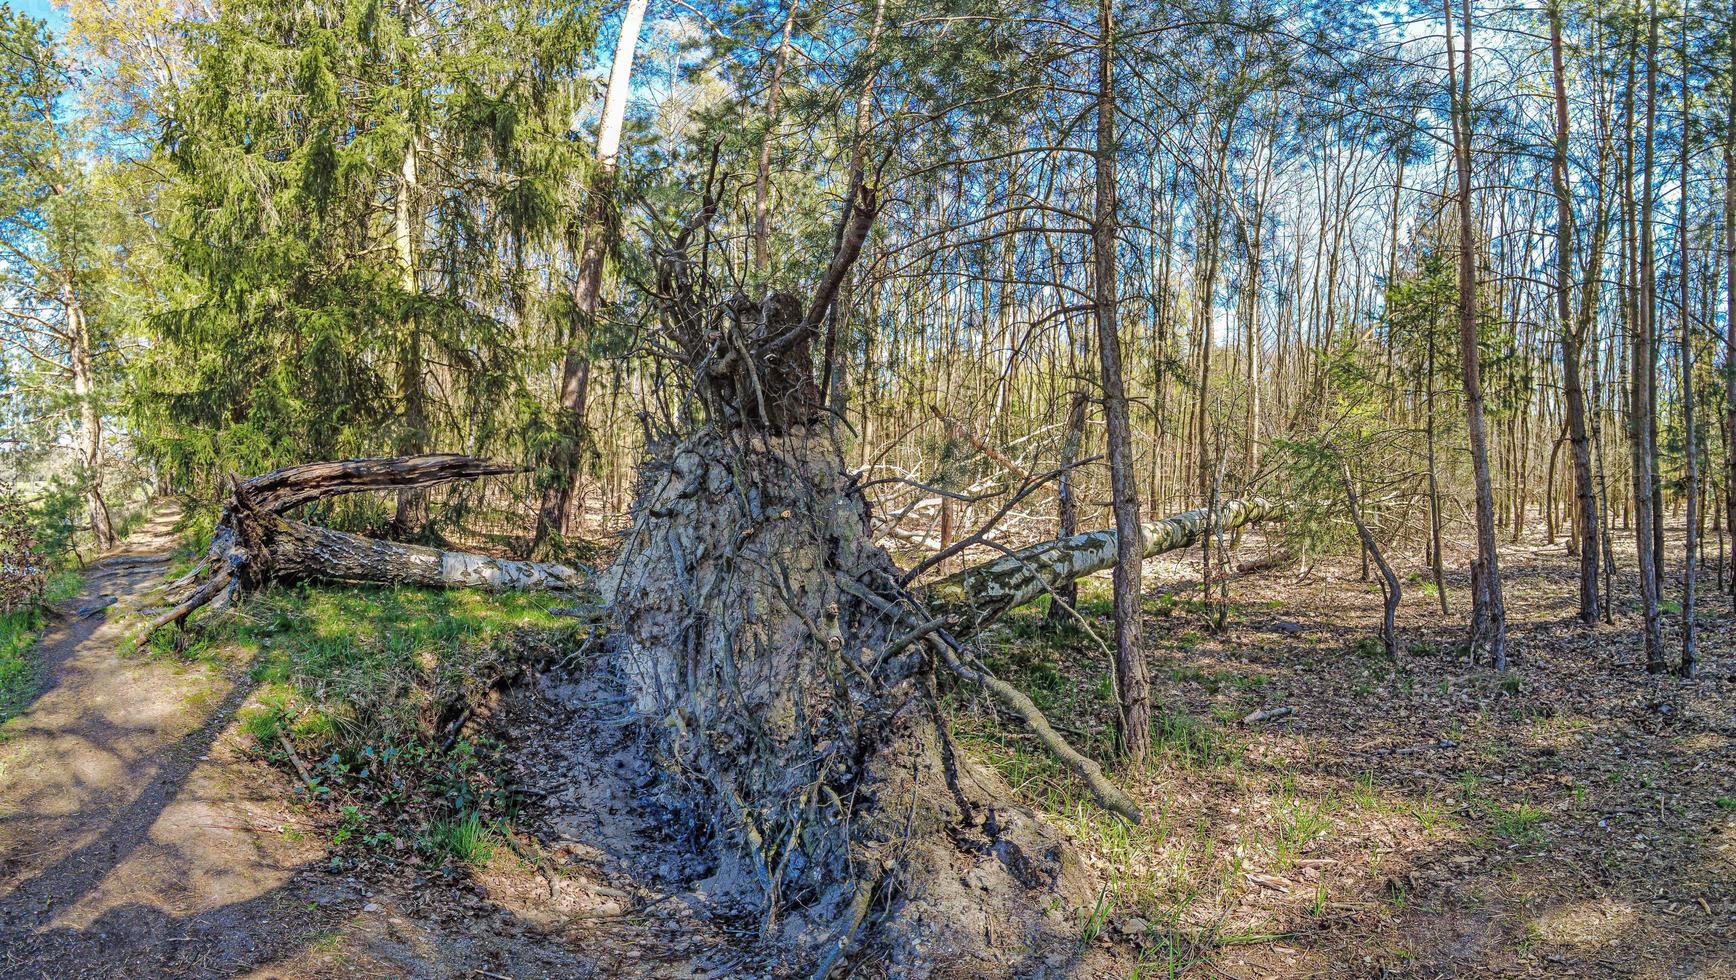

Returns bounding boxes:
[544,162,1289,970]
[599,268,1292,969]
[146,194,1287,974]
[147,336,1287,975]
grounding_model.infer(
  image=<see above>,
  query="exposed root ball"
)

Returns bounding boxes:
[602,427,1103,975]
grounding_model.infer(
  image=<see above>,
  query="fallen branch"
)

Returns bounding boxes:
[935,638,1142,824]
[277,730,320,796]
[1241,705,1293,725]
[923,496,1290,639]
[138,455,593,646]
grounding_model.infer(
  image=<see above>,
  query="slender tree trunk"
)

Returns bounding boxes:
[1549,3,1600,623]
[1094,0,1150,760]
[1724,0,1736,609]
[1046,391,1087,625]
[1443,0,1507,668]
[1343,460,1400,654]
[1677,24,1697,676]
[64,277,115,550]
[534,0,649,551]
[1633,0,1666,672]
[751,0,799,276]
[392,137,430,537]
[1425,314,1450,616]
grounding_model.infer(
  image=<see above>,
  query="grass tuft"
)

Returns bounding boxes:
[424,811,496,865]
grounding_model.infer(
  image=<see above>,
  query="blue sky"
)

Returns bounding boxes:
[12,0,67,34]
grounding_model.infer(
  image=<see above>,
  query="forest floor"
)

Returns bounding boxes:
[954,519,1736,978]
[0,505,1731,978]
[0,507,605,979]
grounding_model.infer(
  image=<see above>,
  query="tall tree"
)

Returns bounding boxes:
[1631,0,1666,672]
[1094,0,1151,759]
[535,0,649,551]
[1442,0,1507,667]
[1549,0,1601,625]
[0,8,118,548]
[1677,17,1697,676]
[1724,0,1736,609]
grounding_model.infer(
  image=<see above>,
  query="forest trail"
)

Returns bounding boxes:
[0,507,683,979]
[0,505,339,976]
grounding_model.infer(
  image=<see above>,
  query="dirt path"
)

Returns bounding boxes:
[0,508,341,977]
[0,509,640,979]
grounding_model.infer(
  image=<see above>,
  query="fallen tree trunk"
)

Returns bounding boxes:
[922,495,1289,637]
[141,455,589,644]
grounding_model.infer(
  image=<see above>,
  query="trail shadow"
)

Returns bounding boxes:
[0,670,256,924]
[6,554,170,718]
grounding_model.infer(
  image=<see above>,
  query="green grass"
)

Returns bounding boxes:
[424,811,496,865]
[0,570,84,725]
[1167,665,1269,695]
[233,582,574,755]
[1153,711,1241,769]
[209,582,581,859]
[1491,801,1547,844]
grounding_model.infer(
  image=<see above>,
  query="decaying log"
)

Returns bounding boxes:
[264,519,587,592]
[922,496,1289,638]
[232,455,523,515]
[140,455,590,645]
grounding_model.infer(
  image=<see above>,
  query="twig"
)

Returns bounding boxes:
[881,617,946,659]
[1241,705,1293,725]
[276,731,320,796]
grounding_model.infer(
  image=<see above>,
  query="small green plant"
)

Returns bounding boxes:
[1347,636,1392,661]
[1351,771,1379,809]
[1079,883,1113,942]
[425,811,495,865]
[1153,712,1237,768]
[1715,798,1736,811]
[1491,801,1547,843]
[1,569,83,724]
[331,804,368,848]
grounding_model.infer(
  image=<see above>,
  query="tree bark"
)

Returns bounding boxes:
[64,277,115,551]
[923,496,1288,640]
[1726,0,1736,610]
[1549,2,1601,624]
[1045,390,1086,625]
[1342,460,1400,655]
[1633,0,1666,672]
[392,135,430,538]
[751,0,799,276]
[1677,21,1697,676]
[142,455,587,644]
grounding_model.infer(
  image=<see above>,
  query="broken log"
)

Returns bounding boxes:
[140,455,591,645]
[922,496,1289,637]
[231,454,523,515]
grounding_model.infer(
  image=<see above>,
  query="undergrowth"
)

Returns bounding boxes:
[162,582,579,866]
